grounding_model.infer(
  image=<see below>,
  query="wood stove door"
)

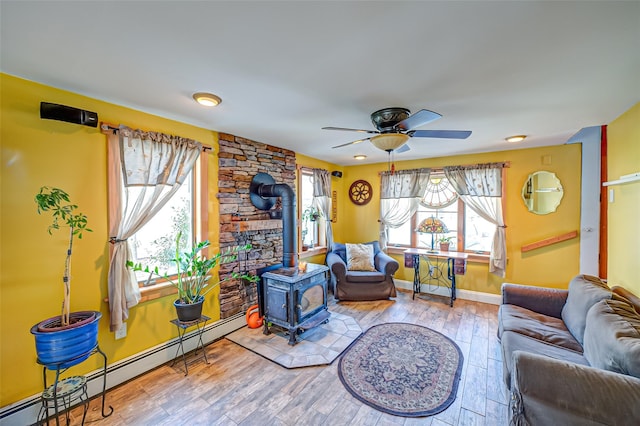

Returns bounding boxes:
[266,286,288,322]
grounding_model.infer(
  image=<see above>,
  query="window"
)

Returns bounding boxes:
[129,172,194,285]
[110,154,208,297]
[299,168,326,251]
[387,175,494,253]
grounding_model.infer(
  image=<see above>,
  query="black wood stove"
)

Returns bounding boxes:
[248,172,330,345]
[260,263,330,345]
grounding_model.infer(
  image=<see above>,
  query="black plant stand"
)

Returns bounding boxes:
[170,315,210,376]
[37,345,113,425]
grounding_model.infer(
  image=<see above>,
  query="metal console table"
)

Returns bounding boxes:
[37,345,113,425]
[170,315,210,376]
[404,248,468,307]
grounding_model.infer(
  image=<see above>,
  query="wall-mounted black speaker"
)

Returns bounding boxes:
[331,171,343,178]
[40,102,98,128]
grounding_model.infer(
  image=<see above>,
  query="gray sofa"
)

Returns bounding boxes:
[498,274,640,425]
[326,241,398,301]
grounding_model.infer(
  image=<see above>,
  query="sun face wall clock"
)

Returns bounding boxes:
[349,180,373,205]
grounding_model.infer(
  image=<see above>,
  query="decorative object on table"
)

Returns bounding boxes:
[338,322,463,417]
[416,216,449,252]
[245,304,263,329]
[226,312,361,368]
[128,231,258,322]
[31,187,102,368]
[348,180,373,205]
[438,236,454,251]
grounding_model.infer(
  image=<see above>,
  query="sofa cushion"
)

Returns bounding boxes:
[501,330,589,389]
[346,243,376,271]
[561,274,612,344]
[499,304,583,353]
[345,271,386,283]
[583,299,640,379]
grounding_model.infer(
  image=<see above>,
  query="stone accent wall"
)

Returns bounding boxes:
[217,133,296,318]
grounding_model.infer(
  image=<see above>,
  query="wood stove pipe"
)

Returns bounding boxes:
[250,173,297,268]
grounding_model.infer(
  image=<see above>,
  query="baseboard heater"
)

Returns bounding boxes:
[0,313,245,425]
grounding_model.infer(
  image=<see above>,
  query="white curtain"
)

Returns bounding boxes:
[311,168,334,249]
[107,126,203,331]
[379,168,431,249]
[444,163,507,277]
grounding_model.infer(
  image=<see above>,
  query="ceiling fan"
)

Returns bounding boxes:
[323,107,472,153]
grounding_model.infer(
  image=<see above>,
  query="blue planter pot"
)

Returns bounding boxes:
[31,311,101,369]
[174,297,204,322]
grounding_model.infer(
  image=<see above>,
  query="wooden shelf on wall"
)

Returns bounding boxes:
[603,172,640,186]
[229,219,283,233]
[521,230,578,253]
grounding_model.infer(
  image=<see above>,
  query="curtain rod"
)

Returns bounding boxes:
[100,123,212,152]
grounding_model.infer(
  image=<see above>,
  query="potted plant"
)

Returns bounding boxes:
[438,236,454,251]
[127,232,258,322]
[31,186,101,368]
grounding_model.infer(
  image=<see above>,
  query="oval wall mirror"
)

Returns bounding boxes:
[522,171,564,215]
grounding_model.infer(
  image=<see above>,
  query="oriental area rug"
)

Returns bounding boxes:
[226,312,362,369]
[338,322,463,417]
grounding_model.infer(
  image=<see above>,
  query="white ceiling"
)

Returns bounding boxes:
[2,1,639,166]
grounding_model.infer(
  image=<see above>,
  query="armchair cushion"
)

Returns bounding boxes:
[345,243,376,271]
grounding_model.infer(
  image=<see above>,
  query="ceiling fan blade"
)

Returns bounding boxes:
[410,129,472,139]
[322,126,380,135]
[395,144,411,154]
[394,109,442,131]
[331,137,371,149]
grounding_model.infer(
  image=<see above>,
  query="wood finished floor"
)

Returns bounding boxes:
[69,290,508,425]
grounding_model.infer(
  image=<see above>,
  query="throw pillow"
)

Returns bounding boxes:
[583,299,640,378]
[561,274,612,344]
[346,243,376,272]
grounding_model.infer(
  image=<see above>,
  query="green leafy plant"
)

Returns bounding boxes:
[127,232,258,304]
[35,186,92,327]
[302,206,322,222]
[438,236,454,243]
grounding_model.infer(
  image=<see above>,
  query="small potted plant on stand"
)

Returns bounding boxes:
[127,232,258,322]
[438,236,454,252]
[31,187,101,368]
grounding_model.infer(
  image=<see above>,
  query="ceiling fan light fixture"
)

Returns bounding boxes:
[370,133,410,152]
[353,154,367,160]
[193,92,222,107]
[506,134,526,143]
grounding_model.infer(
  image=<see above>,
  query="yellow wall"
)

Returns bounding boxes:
[0,74,219,404]
[338,144,583,294]
[606,102,640,294]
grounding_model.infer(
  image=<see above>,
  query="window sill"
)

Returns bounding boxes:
[386,246,490,264]
[299,246,327,259]
[139,281,178,303]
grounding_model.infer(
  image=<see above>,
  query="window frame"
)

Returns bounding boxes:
[108,150,209,303]
[297,167,327,258]
[386,169,505,258]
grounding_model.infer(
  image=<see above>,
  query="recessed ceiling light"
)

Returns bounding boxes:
[506,135,526,143]
[193,92,222,107]
[353,154,367,160]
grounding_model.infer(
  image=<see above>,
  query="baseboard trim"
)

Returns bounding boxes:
[0,313,245,425]
[394,279,502,305]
